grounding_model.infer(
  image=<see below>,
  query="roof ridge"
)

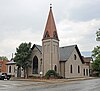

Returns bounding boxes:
[34,44,42,47]
[60,45,77,48]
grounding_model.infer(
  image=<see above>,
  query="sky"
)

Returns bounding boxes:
[0,0,100,60]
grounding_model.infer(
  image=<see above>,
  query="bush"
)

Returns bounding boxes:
[45,70,59,79]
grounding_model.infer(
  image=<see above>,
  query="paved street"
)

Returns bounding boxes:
[0,78,100,91]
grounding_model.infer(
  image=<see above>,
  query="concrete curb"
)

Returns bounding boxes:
[10,77,97,83]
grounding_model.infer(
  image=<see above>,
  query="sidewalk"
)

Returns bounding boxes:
[10,77,96,83]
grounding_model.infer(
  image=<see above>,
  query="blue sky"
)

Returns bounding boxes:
[0,0,100,59]
[81,51,92,57]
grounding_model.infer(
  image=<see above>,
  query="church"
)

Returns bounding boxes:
[6,6,91,78]
[28,6,90,78]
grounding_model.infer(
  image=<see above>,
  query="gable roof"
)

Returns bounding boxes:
[31,44,42,54]
[60,45,75,61]
[60,45,84,63]
[6,60,16,65]
[31,44,84,63]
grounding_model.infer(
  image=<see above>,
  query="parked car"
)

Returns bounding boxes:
[0,73,11,80]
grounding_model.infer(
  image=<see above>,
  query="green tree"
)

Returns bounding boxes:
[92,46,100,76]
[92,29,100,76]
[14,42,32,78]
[96,29,100,41]
[0,56,8,60]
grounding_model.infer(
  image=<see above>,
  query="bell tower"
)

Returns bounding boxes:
[42,5,59,75]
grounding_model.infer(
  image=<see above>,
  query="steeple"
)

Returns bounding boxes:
[42,5,59,75]
[43,5,59,40]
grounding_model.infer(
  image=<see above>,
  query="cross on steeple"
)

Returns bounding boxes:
[50,4,52,8]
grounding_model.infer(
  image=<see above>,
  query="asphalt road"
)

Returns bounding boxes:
[0,78,100,91]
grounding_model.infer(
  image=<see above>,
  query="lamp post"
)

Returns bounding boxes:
[40,58,43,79]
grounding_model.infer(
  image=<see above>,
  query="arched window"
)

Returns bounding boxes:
[9,66,11,73]
[78,65,80,73]
[70,65,73,73]
[86,69,88,76]
[83,69,85,76]
[33,56,38,74]
[44,31,50,38]
[74,54,77,60]
[54,65,57,72]
[53,31,58,39]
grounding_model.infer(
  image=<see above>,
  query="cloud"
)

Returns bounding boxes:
[0,27,42,59]
[0,0,100,59]
[57,19,100,51]
[69,0,100,21]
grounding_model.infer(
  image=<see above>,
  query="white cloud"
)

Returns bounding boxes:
[58,19,100,51]
[0,27,42,59]
[0,0,100,59]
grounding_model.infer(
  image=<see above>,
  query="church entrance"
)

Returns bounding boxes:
[33,56,38,74]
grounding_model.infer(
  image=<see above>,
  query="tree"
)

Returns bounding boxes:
[92,29,100,76]
[92,46,100,76]
[0,56,8,60]
[14,42,32,78]
[96,29,100,41]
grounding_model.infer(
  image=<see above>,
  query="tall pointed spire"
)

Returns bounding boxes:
[43,4,59,40]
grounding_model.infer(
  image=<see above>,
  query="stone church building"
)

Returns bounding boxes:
[6,6,90,78]
[28,6,90,78]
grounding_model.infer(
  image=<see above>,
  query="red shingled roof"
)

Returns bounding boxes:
[43,7,59,40]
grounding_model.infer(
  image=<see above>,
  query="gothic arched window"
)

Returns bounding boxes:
[70,65,73,73]
[33,56,38,74]
[54,65,57,72]
[53,31,58,39]
[74,54,77,60]
[83,69,85,76]
[86,69,88,76]
[44,31,50,38]
[78,65,80,73]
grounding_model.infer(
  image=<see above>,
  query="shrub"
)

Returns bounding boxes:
[45,70,59,79]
